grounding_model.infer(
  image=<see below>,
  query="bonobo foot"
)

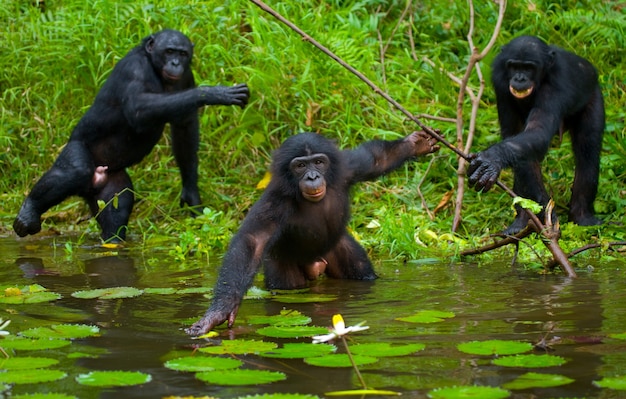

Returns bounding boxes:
[13,200,42,237]
[570,212,602,227]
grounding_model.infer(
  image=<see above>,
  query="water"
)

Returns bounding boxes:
[0,235,625,398]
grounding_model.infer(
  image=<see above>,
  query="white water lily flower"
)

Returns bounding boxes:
[312,314,368,344]
[0,318,10,336]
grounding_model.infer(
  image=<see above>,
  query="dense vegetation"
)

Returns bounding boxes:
[1,0,624,264]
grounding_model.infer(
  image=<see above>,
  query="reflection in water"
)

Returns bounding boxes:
[0,236,625,398]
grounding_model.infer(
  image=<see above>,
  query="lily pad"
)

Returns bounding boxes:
[20,324,100,340]
[503,372,574,389]
[143,288,177,295]
[237,395,321,399]
[197,339,277,355]
[0,370,67,384]
[0,285,61,304]
[325,389,400,396]
[195,369,286,385]
[428,385,510,399]
[0,357,59,370]
[72,287,143,299]
[13,394,78,399]
[610,332,626,340]
[257,325,329,339]
[492,354,567,368]
[271,293,338,304]
[247,309,312,326]
[457,340,533,356]
[261,343,336,359]
[396,310,455,324]
[175,287,213,295]
[304,354,378,367]
[164,356,242,372]
[350,343,425,357]
[75,371,152,387]
[594,375,626,390]
[0,337,71,351]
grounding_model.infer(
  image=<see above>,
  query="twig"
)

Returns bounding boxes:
[248,0,576,278]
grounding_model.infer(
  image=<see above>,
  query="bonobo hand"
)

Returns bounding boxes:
[467,151,503,192]
[185,304,239,336]
[406,130,440,157]
[199,83,250,108]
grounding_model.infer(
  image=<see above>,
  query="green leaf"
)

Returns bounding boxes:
[143,288,177,295]
[502,372,574,389]
[304,354,378,368]
[0,370,67,384]
[247,309,312,326]
[492,354,567,368]
[512,196,543,213]
[271,293,338,303]
[610,332,626,340]
[14,394,78,399]
[594,375,626,390]
[325,389,400,396]
[72,287,143,299]
[197,339,277,355]
[260,343,336,359]
[0,357,59,370]
[396,310,455,323]
[164,356,242,372]
[20,324,100,340]
[237,395,321,399]
[0,337,71,351]
[195,369,286,385]
[0,285,61,304]
[428,385,510,399]
[256,325,329,338]
[457,340,533,356]
[75,371,152,387]
[350,343,425,357]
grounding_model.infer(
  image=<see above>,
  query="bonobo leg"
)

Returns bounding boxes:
[264,257,309,290]
[324,233,377,280]
[568,88,603,226]
[505,161,552,235]
[86,170,134,242]
[14,141,94,237]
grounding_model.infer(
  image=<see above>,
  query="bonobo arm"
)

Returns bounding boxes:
[123,83,249,128]
[185,199,277,336]
[345,130,439,184]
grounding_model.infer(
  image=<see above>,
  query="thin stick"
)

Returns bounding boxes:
[248,0,576,278]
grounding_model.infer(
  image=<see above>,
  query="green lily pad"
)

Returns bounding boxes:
[260,343,336,359]
[492,354,567,368]
[20,324,100,340]
[257,325,329,339]
[13,394,78,399]
[0,285,61,304]
[247,309,312,326]
[195,369,286,385]
[396,310,455,323]
[304,354,378,367]
[197,339,277,355]
[164,356,242,372]
[0,337,71,351]
[75,371,152,387]
[350,343,425,357]
[325,389,400,396]
[594,375,626,390]
[457,340,533,356]
[428,385,510,399]
[271,293,338,303]
[237,395,321,399]
[0,369,67,384]
[245,286,273,299]
[143,288,177,295]
[0,357,59,370]
[610,333,626,340]
[72,287,143,299]
[175,287,213,295]
[503,372,574,389]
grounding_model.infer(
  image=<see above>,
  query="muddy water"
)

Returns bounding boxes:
[0,236,625,398]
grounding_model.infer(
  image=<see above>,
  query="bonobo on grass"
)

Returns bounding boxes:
[13,29,249,242]
[468,35,604,234]
[186,130,439,336]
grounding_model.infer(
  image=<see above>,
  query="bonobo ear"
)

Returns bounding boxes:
[145,36,156,54]
[546,50,556,69]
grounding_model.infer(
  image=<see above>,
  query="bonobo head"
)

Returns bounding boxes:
[144,29,193,84]
[494,35,555,100]
[271,133,341,202]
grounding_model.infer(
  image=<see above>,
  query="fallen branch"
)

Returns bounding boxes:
[248,0,576,277]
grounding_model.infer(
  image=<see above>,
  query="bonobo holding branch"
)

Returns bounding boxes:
[13,29,250,242]
[186,131,439,336]
[468,35,604,234]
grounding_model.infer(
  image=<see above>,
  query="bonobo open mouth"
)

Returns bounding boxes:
[509,85,533,99]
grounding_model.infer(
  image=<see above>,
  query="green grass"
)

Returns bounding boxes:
[1,0,624,262]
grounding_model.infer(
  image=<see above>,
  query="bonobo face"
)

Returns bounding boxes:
[146,30,193,83]
[505,59,538,99]
[290,154,330,202]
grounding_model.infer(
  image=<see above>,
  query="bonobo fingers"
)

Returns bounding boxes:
[200,84,250,108]
[185,304,240,336]
[408,130,440,157]
[467,153,501,192]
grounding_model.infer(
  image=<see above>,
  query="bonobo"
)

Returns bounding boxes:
[186,131,439,335]
[468,35,604,234]
[13,29,250,241]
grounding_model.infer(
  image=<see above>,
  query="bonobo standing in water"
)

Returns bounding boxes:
[186,130,439,336]
[13,29,250,242]
[468,35,604,234]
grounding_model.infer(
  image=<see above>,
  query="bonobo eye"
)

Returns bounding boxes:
[165,49,175,55]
